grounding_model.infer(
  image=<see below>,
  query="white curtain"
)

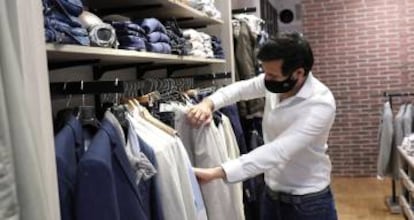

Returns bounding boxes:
[0,0,60,219]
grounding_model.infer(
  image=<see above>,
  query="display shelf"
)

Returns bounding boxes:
[88,0,223,28]
[399,147,414,169]
[46,44,225,65]
[400,195,414,219]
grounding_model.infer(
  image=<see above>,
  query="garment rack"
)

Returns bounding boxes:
[232,7,256,15]
[50,81,124,95]
[382,91,414,214]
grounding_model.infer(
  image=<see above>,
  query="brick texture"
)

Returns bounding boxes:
[302,0,414,176]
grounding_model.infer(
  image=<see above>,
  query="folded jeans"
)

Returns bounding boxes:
[147,32,170,43]
[140,18,167,34]
[148,42,171,54]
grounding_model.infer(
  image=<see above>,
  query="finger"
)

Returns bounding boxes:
[203,114,212,125]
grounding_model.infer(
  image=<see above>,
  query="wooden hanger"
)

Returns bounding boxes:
[131,96,177,137]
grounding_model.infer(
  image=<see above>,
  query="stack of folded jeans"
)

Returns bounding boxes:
[187,0,221,19]
[183,29,214,58]
[139,18,172,54]
[211,35,225,59]
[163,20,189,55]
[42,0,90,46]
[108,21,147,51]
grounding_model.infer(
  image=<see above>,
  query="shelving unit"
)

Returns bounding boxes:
[88,0,223,28]
[47,44,226,65]
[398,147,414,219]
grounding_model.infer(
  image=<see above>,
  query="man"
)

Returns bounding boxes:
[187,32,338,220]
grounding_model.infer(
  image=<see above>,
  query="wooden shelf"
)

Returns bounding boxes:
[46,44,225,65]
[88,0,223,28]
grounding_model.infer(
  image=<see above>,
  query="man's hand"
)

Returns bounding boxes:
[193,167,226,184]
[187,99,214,127]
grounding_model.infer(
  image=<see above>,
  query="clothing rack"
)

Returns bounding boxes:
[172,72,231,81]
[50,81,124,95]
[383,91,414,213]
[232,7,256,15]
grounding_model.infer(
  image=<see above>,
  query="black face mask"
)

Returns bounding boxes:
[264,73,298,93]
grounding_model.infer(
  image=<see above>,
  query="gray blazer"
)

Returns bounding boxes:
[389,104,406,179]
[377,102,394,178]
[403,104,413,137]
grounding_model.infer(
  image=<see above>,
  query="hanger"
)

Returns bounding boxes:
[129,96,177,136]
[76,80,101,129]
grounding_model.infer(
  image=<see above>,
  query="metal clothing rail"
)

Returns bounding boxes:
[232,7,256,15]
[382,91,414,214]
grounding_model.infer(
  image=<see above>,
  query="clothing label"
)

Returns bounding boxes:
[159,103,174,112]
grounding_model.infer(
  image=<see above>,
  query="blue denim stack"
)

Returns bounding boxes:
[139,18,172,54]
[109,21,147,51]
[211,35,225,59]
[42,0,90,46]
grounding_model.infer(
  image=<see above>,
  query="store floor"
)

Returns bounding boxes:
[332,177,403,220]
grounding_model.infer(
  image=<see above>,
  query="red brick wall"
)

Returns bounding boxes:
[302,0,414,176]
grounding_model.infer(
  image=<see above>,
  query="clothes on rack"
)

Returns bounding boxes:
[211,35,225,59]
[377,101,414,180]
[127,107,205,220]
[173,104,245,220]
[377,101,394,179]
[76,111,163,220]
[42,0,90,45]
[54,116,86,220]
[53,84,246,220]
[233,14,264,37]
[233,20,265,117]
[187,0,221,19]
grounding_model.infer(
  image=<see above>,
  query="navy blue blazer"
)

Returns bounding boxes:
[76,117,153,220]
[54,116,84,220]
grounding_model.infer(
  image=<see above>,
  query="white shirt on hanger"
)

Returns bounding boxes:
[209,72,336,195]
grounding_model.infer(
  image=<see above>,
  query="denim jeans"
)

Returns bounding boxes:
[115,29,146,38]
[148,42,171,54]
[111,22,146,35]
[54,0,84,17]
[261,186,338,220]
[45,18,90,45]
[139,18,167,34]
[147,32,170,43]
[118,35,147,51]
[46,10,82,27]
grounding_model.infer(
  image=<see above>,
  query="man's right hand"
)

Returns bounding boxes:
[186,98,214,127]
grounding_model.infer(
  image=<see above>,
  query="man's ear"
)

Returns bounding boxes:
[293,68,305,79]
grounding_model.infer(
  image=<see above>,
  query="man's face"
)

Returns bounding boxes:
[262,60,288,82]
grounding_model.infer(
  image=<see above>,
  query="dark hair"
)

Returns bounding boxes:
[257,32,314,76]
